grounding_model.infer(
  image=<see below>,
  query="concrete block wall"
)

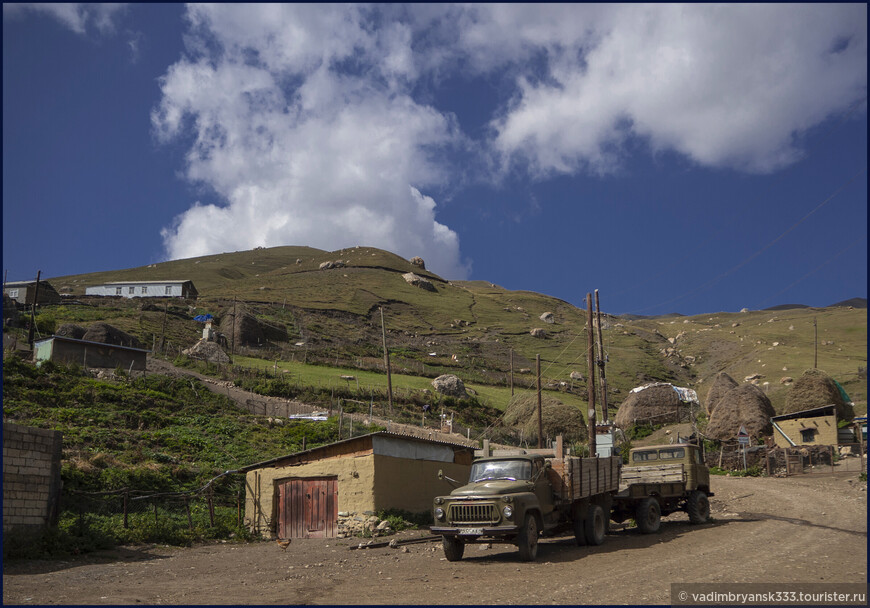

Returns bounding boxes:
[3,422,63,530]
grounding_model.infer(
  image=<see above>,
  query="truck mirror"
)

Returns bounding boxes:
[437,469,444,480]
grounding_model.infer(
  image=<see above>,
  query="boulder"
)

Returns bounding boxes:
[432,374,467,398]
[402,272,436,292]
[530,328,546,338]
[539,312,555,324]
[183,339,231,364]
[410,256,426,269]
[569,371,584,381]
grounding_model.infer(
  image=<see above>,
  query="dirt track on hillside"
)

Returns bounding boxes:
[4,471,866,605]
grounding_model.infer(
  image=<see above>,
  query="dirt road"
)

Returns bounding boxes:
[4,472,866,605]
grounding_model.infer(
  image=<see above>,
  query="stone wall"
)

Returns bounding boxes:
[3,422,63,530]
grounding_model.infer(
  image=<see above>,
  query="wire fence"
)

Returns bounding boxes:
[60,476,249,545]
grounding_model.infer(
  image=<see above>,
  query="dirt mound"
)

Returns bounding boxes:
[82,322,142,349]
[183,339,230,364]
[614,383,687,428]
[705,372,739,416]
[705,383,775,440]
[504,394,586,442]
[55,323,87,339]
[783,368,853,420]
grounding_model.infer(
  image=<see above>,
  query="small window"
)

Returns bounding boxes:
[141,286,147,294]
[128,286,135,294]
[659,448,685,460]
[800,428,816,443]
[165,285,172,295]
[115,287,122,295]
[633,450,658,462]
[8,289,19,298]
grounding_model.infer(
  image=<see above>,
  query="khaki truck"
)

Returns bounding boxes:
[431,445,621,562]
[610,442,712,534]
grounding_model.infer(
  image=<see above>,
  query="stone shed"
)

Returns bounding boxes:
[242,432,474,540]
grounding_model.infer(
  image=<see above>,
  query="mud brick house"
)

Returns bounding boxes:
[770,405,840,447]
[242,432,474,539]
[85,280,198,299]
[3,280,61,306]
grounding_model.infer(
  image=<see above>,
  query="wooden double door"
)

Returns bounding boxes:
[277,477,338,539]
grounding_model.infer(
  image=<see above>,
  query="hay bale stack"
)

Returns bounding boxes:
[705,372,739,416]
[82,322,142,349]
[784,369,853,420]
[614,383,686,428]
[504,394,586,442]
[56,323,87,340]
[705,384,776,440]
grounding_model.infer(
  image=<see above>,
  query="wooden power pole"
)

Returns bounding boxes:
[380,307,393,413]
[536,353,543,449]
[27,270,41,348]
[594,289,609,423]
[813,317,818,369]
[586,293,597,456]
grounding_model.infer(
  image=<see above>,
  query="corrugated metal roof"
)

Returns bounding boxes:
[770,404,837,421]
[36,335,151,354]
[238,430,476,473]
[90,280,193,286]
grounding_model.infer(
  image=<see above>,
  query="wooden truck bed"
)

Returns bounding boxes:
[617,463,685,495]
[548,456,621,501]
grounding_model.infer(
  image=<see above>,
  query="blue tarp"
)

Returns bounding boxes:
[193,314,213,322]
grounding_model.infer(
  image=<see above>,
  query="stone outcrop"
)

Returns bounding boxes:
[402,273,436,292]
[431,374,467,398]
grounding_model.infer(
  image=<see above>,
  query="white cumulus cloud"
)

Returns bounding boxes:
[155,4,469,279]
[3,3,128,35]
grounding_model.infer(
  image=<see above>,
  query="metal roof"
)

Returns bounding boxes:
[35,335,151,354]
[770,404,837,422]
[89,280,194,286]
[238,430,477,473]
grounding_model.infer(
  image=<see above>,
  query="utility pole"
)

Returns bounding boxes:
[536,353,543,449]
[813,317,818,369]
[510,348,514,396]
[380,307,393,413]
[231,296,237,361]
[27,270,41,348]
[594,290,609,423]
[586,293,597,457]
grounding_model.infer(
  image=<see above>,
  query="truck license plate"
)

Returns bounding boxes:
[460,528,483,535]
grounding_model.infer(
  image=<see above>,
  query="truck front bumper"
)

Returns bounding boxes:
[430,525,521,538]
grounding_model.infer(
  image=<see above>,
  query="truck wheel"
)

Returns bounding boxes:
[686,491,710,524]
[584,504,606,546]
[442,536,465,562]
[517,514,539,562]
[635,497,661,534]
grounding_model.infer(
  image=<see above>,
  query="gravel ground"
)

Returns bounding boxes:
[3,470,866,605]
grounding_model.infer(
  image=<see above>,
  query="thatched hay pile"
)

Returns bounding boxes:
[614,383,687,428]
[705,372,738,416]
[82,322,142,349]
[784,369,853,421]
[183,339,230,364]
[705,384,775,440]
[56,323,87,340]
[503,394,586,442]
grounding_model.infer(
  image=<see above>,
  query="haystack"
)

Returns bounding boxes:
[614,383,687,428]
[56,323,87,340]
[705,384,775,440]
[705,372,739,416]
[783,369,853,421]
[183,339,230,364]
[504,394,586,442]
[219,310,287,347]
[82,322,142,349]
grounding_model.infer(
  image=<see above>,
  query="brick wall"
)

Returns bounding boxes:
[3,422,63,530]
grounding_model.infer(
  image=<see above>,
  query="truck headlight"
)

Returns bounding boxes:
[502,505,513,519]
[434,507,445,520]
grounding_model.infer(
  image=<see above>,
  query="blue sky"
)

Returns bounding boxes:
[3,3,867,316]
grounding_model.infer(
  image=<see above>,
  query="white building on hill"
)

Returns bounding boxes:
[85,280,198,299]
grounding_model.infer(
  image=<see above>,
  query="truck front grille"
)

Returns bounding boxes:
[449,503,499,525]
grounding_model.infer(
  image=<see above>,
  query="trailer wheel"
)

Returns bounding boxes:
[635,497,661,534]
[442,536,465,562]
[517,514,539,562]
[686,491,710,524]
[584,504,606,546]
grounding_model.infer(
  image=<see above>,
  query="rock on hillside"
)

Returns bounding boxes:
[432,374,467,398]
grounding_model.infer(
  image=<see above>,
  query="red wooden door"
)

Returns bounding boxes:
[277,477,337,539]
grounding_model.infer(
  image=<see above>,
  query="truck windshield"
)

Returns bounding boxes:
[469,460,532,482]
